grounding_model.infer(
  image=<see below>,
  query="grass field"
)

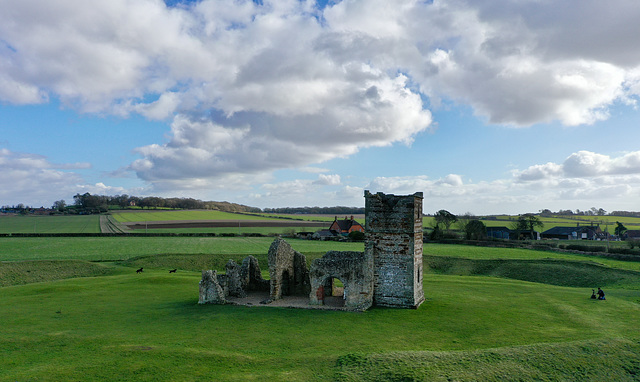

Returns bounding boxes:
[111,210,287,223]
[3,212,639,235]
[0,237,364,262]
[2,236,640,380]
[140,226,323,235]
[0,215,100,234]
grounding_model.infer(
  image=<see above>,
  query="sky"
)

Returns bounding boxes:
[2,0,640,215]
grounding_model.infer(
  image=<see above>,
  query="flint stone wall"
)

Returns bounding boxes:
[240,255,270,292]
[365,190,425,308]
[225,260,246,298]
[198,270,226,304]
[309,250,373,311]
[268,238,311,300]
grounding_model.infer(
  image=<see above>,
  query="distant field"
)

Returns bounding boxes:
[140,226,322,235]
[0,215,100,234]
[423,214,640,231]
[111,210,284,222]
[4,212,638,234]
[253,213,365,223]
[0,236,364,262]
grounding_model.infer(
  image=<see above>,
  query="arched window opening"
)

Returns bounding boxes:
[281,270,291,296]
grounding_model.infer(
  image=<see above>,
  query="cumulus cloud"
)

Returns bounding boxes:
[0,149,118,207]
[314,174,341,186]
[355,150,640,214]
[3,0,640,193]
[515,150,640,181]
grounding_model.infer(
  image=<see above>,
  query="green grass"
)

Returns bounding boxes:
[0,260,116,287]
[424,243,640,272]
[252,213,364,224]
[0,236,364,262]
[3,238,640,380]
[0,215,100,233]
[139,227,321,235]
[424,214,640,231]
[425,256,640,289]
[1,269,639,381]
[111,210,287,223]
[335,338,640,381]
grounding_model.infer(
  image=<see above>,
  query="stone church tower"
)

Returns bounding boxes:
[364,191,425,308]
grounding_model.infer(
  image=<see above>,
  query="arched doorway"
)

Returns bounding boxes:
[321,277,345,307]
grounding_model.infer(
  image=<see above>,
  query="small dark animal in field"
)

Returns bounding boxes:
[136,267,143,273]
[169,269,177,273]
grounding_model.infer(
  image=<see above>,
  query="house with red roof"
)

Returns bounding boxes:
[329,216,364,235]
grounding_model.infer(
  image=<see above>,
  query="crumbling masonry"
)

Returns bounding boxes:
[365,190,425,308]
[199,191,425,311]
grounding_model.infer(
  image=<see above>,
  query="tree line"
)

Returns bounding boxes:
[47,193,262,214]
[262,206,366,215]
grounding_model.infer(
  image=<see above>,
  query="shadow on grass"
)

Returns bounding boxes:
[425,256,640,289]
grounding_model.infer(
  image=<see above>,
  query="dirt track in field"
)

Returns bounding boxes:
[123,219,331,230]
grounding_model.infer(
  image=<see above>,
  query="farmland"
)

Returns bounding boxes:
[111,210,281,222]
[0,211,332,234]
[0,214,100,234]
[2,234,640,380]
[3,210,640,235]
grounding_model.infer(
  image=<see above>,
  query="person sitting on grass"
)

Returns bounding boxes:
[591,289,597,299]
[597,287,606,300]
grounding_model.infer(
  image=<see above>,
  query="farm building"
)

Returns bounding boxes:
[486,226,512,240]
[329,216,364,235]
[312,229,338,240]
[626,230,640,241]
[542,224,603,240]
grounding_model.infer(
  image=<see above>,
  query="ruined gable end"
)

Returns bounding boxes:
[199,270,226,304]
[267,238,311,300]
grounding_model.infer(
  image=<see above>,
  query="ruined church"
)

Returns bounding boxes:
[199,191,425,311]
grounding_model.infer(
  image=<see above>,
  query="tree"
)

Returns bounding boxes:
[52,200,66,212]
[615,221,627,239]
[348,231,365,241]
[434,210,457,233]
[455,212,476,231]
[114,194,131,209]
[539,209,553,217]
[512,213,544,240]
[463,219,486,240]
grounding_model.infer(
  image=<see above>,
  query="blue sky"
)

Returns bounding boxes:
[2,0,640,214]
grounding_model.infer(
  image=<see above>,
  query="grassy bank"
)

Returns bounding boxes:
[2,269,639,381]
[0,260,116,287]
[335,338,640,381]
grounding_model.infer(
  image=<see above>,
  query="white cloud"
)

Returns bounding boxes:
[3,1,639,126]
[314,174,341,186]
[356,149,640,214]
[298,166,330,174]
[0,149,109,207]
[3,0,640,198]
[515,150,640,181]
